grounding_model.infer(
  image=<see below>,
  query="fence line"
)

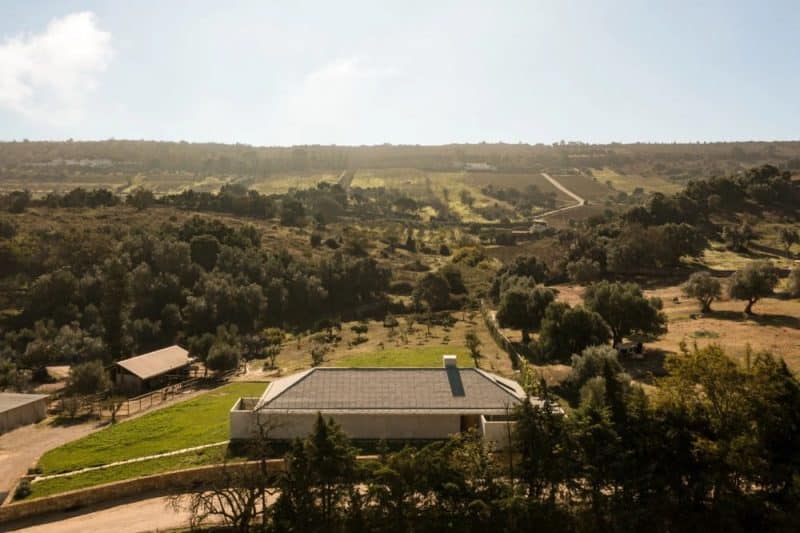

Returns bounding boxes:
[480,299,524,369]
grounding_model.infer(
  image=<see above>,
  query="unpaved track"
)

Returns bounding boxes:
[0,421,99,504]
[537,172,585,218]
[4,493,191,533]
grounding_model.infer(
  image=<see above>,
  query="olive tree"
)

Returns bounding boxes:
[682,271,722,313]
[496,286,554,344]
[728,261,780,314]
[583,281,666,346]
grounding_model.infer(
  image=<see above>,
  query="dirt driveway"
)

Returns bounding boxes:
[4,493,191,533]
[0,420,101,503]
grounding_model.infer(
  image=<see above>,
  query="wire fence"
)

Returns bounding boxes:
[480,299,524,369]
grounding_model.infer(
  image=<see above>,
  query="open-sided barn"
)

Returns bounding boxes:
[113,345,193,395]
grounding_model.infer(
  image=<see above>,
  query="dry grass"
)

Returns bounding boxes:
[550,283,800,373]
[589,167,682,195]
[549,174,615,202]
[248,314,517,379]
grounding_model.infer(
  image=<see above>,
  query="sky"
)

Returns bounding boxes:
[0,1,798,146]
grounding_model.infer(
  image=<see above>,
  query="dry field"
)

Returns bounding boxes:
[589,167,683,195]
[551,283,800,373]
[462,172,574,206]
[548,173,616,203]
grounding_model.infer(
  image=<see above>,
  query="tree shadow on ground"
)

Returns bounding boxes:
[748,242,791,259]
[621,348,669,384]
[47,414,106,428]
[706,309,800,329]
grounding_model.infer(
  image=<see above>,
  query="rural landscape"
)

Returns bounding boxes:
[0,140,798,531]
[1,2,800,532]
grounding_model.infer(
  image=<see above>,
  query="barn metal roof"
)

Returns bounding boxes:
[255,367,527,413]
[0,392,48,413]
[115,345,191,380]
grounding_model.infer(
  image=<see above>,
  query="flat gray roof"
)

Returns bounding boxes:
[0,392,48,413]
[255,367,526,413]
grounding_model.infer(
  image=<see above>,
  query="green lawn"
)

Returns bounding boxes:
[28,444,238,499]
[335,345,475,368]
[38,382,266,475]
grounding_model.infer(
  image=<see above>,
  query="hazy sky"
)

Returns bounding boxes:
[0,1,798,146]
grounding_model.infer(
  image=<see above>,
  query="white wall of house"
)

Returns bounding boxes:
[230,404,462,440]
[480,415,516,450]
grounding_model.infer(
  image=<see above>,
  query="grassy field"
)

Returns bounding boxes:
[589,167,682,195]
[37,382,266,475]
[335,345,475,368]
[463,172,574,206]
[550,173,616,203]
[27,444,236,500]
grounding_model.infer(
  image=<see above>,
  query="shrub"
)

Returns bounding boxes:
[568,345,623,389]
[14,480,31,500]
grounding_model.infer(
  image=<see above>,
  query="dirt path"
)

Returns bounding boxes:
[5,493,193,533]
[0,420,101,504]
[0,387,216,505]
[536,172,585,218]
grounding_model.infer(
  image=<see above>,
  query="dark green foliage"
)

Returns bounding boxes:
[584,281,666,345]
[496,285,554,344]
[189,234,221,271]
[489,255,549,300]
[412,272,452,311]
[100,258,130,362]
[729,260,780,314]
[538,303,611,360]
[66,360,111,395]
[205,341,241,373]
[568,345,623,390]
[682,271,722,312]
[280,198,306,226]
[126,188,155,210]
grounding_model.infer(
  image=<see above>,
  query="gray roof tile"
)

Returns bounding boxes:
[256,368,526,413]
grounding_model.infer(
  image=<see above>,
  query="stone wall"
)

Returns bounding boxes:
[0,459,284,525]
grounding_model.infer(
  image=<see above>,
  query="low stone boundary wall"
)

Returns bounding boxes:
[0,459,284,525]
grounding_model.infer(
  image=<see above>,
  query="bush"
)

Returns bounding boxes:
[568,345,623,389]
[14,480,31,500]
[206,342,241,373]
[67,360,111,396]
[388,280,414,295]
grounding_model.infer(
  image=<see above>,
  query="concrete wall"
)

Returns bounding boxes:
[231,403,461,441]
[480,415,516,450]
[230,398,259,440]
[0,460,284,526]
[0,399,47,435]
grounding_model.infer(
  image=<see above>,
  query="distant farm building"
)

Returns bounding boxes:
[113,345,193,394]
[231,355,549,448]
[0,393,48,434]
[463,162,497,171]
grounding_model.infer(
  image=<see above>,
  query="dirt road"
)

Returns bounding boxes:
[537,172,585,218]
[4,494,191,533]
[0,420,100,504]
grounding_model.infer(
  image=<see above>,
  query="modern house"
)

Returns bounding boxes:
[231,355,539,447]
[0,393,48,434]
[113,345,193,394]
